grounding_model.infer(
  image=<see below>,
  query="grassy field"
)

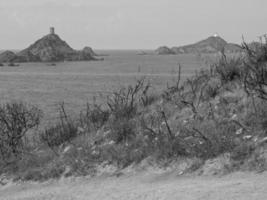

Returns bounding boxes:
[0,51,209,122]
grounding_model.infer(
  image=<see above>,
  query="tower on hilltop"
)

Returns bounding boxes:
[50,27,55,35]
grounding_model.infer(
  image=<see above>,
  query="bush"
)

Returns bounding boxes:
[109,118,137,144]
[41,122,77,148]
[19,162,65,181]
[40,103,78,148]
[203,79,221,100]
[140,108,188,159]
[242,39,267,100]
[231,142,255,161]
[79,102,109,131]
[165,68,215,117]
[98,141,147,168]
[0,102,42,161]
[107,78,152,120]
[214,52,243,83]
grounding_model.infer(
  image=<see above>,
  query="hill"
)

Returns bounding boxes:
[156,35,242,55]
[0,28,98,62]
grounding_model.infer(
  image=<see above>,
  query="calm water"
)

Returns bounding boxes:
[0,50,209,122]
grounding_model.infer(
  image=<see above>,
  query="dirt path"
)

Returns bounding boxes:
[1,172,267,200]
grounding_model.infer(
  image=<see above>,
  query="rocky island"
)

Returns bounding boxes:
[0,27,98,63]
[156,34,242,55]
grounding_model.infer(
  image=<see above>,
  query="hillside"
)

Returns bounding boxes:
[0,28,98,62]
[157,35,242,55]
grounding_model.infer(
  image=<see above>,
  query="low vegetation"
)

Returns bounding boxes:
[0,39,267,182]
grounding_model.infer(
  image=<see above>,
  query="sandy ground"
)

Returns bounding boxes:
[1,172,266,200]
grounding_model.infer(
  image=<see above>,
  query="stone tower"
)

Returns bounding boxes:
[50,27,55,34]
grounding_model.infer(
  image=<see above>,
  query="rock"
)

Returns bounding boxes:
[173,36,228,54]
[156,35,243,55]
[16,50,42,62]
[82,46,98,57]
[18,33,75,62]
[0,28,99,63]
[0,51,18,62]
[155,46,175,55]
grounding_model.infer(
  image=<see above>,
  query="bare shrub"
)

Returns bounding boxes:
[165,64,183,95]
[140,107,188,159]
[109,118,137,144]
[40,102,78,148]
[98,139,148,168]
[103,79,155,145]
[79,102,109,131]
[19,161,65,181]
[214,51,243,83]
[107,78,152,120]
[41,123,77,148]
[231,142,255,161]
[166,69,214,118]
[242,38,267,100]
[203,79,222,100]
[0,102,42,161]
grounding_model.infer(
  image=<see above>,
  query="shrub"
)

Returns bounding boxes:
[20,162,65,181]
[242,39,267,100]
[41,122,77,148]
[166,69,213,117]
[107,78,151,120]
[203,79,222,100]
[231,142,255,161]
[40,103,78,148]
[79,102,109,131]
[98,140,147,168]
[214,52,243,83]
[109,118,137,144]
[176,118,241,159]
[0,102,42,161]
[103,79,154,145]
[140,108,188,159]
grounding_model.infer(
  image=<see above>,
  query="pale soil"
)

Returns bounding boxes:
[1,172,266,200]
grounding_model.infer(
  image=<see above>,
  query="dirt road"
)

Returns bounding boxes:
[1,172,266,200]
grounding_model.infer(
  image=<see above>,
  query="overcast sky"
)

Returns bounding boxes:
[0,0,266,49]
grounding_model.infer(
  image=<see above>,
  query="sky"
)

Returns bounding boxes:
[0,0,266,49]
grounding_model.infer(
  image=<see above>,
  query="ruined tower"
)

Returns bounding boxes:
[50,27,55,35]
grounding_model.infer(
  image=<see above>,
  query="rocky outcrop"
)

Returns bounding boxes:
[155,46,175,55]
[82,47,98,57]
[0,31,98,63]
[0,51,18,62]
[156,36,242,55]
